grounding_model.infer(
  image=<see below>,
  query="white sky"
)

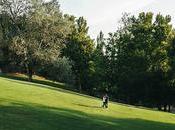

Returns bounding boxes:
[58,0,175,39]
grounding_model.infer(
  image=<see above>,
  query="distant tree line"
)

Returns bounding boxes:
[0,0,175,112]
[94,13,175,112]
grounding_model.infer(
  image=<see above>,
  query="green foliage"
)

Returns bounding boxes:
[63,17,95,91]
[91,31,107,94]
[0,0,175,111]
[103,12,175,110]
[0,0,73,81]
[40,57,75,84]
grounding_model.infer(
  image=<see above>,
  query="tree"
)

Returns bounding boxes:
[167,32,175,111]
[91,31,107,94]
[0,0,31,72]
[39,57,75,84]
[10,0,72,81]
[64,17,94,92]
[105,12,174,110]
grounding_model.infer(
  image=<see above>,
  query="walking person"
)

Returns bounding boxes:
[104,94,109,108]
[102,94,109,108]
[102,95,106,108]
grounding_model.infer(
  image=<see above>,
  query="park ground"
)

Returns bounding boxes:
[0,76,175,130]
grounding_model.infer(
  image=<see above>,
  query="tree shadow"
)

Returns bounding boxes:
[73,103,101,108]
[0,100,175,130]
[1,75,169,113]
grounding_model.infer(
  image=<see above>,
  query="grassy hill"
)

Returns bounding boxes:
[0,77,175,130]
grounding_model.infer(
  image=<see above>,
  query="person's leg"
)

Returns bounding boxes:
[102,102,105,108]
[106,103,108,108]
[105,102,108,108]
[104,102,107,108]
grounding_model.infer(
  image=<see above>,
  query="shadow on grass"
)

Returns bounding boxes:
[0,100,175,130]
[74,103,102,108]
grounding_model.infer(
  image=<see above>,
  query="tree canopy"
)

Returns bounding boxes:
[1,1,175,112]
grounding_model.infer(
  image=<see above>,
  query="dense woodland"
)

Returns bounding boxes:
[1,0,175,112]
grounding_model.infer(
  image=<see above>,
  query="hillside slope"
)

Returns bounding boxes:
[0,77,175,130]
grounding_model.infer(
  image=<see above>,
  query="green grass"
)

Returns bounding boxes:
[0,73,67,89]
[0,77,175,130]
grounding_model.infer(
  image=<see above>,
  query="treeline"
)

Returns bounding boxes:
[95,13,175,112]
[1,0,175,112]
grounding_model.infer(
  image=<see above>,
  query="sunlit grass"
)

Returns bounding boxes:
[0,77,175,130]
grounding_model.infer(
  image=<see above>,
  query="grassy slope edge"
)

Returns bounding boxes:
[0,77,175,130]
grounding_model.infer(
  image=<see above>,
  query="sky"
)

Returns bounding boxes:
[57,0,175,38]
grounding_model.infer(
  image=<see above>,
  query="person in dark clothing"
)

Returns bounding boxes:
[104,94,109,108]
[102,94,109,108]
[102,95,106,108]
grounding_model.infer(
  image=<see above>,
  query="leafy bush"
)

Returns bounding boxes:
[40,57,75,85]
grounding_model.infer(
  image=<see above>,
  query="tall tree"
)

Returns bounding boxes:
[0,0,31,72]
[84,31,108,95]
[64,17,94,92]
[105,12,174,109]
[9,0,72,81]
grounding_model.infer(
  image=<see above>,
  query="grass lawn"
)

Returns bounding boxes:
[0,77,175,130]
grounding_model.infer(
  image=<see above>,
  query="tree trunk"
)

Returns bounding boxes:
[28,71,33,82]
[26,63,33,82]
[78,77,82,93]
[168,105,171,112]
[79,84,82,93]
[76,73,82,93]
